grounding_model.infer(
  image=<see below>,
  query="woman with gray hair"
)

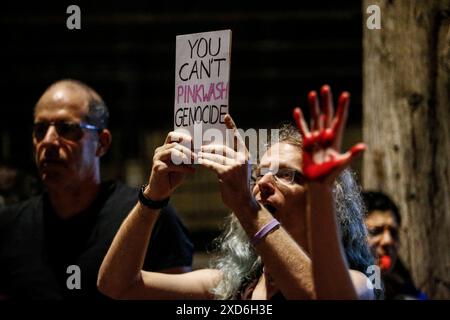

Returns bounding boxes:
[98,85,376,300]
[211,126,374,299]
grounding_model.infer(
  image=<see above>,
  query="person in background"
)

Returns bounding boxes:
[0,79,193,299]
[362,191,427,299]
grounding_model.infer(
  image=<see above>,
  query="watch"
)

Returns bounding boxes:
[138,184,170,210]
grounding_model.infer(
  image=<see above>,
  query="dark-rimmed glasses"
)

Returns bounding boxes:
[33,121,100,141]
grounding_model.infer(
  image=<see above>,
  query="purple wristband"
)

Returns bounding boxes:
[251,219,280,246]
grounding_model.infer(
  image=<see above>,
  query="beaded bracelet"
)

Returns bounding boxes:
[250,218,280,246]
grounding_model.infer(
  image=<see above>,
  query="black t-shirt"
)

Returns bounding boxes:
[0,181,193,299]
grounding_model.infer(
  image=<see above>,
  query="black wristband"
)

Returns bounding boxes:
[138,184,170,210]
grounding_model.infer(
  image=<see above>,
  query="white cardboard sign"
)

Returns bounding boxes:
[174,29,232,150]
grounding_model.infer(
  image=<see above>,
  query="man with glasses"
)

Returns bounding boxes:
[0,79,193,299]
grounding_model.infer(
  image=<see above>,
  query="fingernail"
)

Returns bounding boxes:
[341,91,350,99]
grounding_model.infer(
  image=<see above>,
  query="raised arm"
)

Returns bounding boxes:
[293,84,373,299]
[97,132,221,299]
[198,115,315,299]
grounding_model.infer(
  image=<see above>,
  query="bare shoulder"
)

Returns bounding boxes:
[349,269,375,300]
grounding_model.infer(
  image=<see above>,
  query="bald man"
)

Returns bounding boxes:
[0,80,193,299]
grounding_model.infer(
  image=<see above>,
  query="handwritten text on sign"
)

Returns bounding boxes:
[174,30,231,145]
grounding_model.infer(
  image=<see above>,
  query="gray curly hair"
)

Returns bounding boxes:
[209,123,374,299]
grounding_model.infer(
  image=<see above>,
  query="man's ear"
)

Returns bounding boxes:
[96,129,112,157]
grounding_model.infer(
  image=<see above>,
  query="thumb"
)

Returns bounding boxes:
[340,143,366,167]
[224,114,237,130]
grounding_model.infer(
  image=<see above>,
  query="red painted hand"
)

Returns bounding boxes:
[292,85,366,182]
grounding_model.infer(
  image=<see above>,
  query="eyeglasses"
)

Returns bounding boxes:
[251,167,304,188]
[33,121,100,141]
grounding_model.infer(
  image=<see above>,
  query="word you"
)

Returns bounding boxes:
[178,37,226,81]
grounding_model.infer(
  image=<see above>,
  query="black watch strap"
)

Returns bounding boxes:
[138,184,170,210]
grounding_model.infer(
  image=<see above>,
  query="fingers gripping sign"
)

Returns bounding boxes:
[224,114,249,158]
[198,114,249,173]
[198,114,254,212]
[147,132,197,201]
[166,131,196,166]
[293,85,366,182]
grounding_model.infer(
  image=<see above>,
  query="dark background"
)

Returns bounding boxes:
[0,1,363,173]
[0,1,364,263]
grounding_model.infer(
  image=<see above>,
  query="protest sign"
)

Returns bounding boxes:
[174,30,232,150]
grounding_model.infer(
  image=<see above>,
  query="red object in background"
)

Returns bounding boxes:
[380,255,392,271]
